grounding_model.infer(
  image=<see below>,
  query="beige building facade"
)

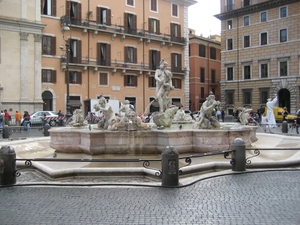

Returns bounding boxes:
[0,0,45,114]
[216,0,300,115]
[41,0,196,116]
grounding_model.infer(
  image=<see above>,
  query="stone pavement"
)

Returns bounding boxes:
[0,170,300,225]
[0,124,300,224]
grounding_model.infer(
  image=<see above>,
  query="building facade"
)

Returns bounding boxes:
[41,0,196,116]
[0,0,45,114]
[216,0,300,115]
[189,31,221,112]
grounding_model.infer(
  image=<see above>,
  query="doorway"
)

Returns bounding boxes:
[278,89,290,112]
[42,91,53,111]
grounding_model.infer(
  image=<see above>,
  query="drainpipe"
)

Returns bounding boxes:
[142,0,145,111]
[236,15,240,103]
[87,0,90,100]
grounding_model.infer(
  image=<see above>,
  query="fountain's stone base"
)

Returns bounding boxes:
[49,126,258,155]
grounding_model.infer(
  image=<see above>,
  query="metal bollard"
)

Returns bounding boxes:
[282,121,288,133]
[231,138,246,172]
[0,145,16,185]
[43,123,51,136]
[2,125,10,139]
[161,146,179,187]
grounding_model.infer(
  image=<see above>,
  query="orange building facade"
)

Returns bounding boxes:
[189,33,221,112]
[41,0,196,116]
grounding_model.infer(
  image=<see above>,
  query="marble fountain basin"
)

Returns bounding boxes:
[49,123,258,155]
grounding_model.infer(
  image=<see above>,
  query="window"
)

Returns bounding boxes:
[148,77,156,87]
[97,43,111,66]
[200,67,205,83]
[227,0,233,11]
[261,12,267,22]
[210,47,216,59]
[260,63,268,78]
[280,29,287,42]
[201,87,205,99]
[226,90,234,105]
[244,16,250,26]
[124,13,137,34]
[199,44,206,57]
[126,0,134,6]
[244,65,251,79]
[99,73,108,86]
[125,47,137,63]
[170,23,181,41]
[66,71,82,84]
[227,39,233,50]
[42,36,56,55]
[227,20,232,29]
[148,18,160,34]
[124,75,137,87]
[172,78,181,89]
[227,67,233,81]
[149,50,160,70]
[259,88,269,104]
[260,32,268,45]
[97,7,111,25]
[67,1,81,25]
[172,3,178,17]
[42,69,56,83]
[244,35,250,48]
[150,0,157,12]
[280,6,287,18]
[171,53,182,72]
[280,61,288,76]
[211,69,216,83]
[243,89,252,105]
[69,39,82,63]
[243,0,250,7]
[41,0,56,16]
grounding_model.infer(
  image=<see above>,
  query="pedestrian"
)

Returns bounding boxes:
[0,110,4,129]
[42,113,48,127]
[282,107,288,121]
[4,109,11,126]
[296,114,300,134]
[221,110,225,122]
[23,111,31,131]
[15,110,22,126]
[57,110,64,126]
[261,112,270,133]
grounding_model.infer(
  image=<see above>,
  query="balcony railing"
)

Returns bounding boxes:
[68,18,186,45]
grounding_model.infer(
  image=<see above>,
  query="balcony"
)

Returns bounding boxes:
[68,18,186,46]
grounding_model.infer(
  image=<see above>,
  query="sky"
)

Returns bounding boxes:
[188,0,221,37]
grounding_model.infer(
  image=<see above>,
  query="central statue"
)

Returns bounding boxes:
[155,59,174,113]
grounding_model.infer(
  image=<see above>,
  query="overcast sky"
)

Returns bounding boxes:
[188,0,221,37]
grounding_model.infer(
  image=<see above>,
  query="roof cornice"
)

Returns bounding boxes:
[214,0,300,20]
[165,0,197,7]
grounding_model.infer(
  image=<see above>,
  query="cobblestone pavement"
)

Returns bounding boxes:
[1,170,300,225]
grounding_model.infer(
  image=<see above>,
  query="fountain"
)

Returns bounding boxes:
[49,60,258,155]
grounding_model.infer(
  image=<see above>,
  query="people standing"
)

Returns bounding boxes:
[266,96,277,128]
[15,110,22,126]
[4,109,11,126]
[261,112,270,133]
[0,110,4,129]
[282,107,289,122]
[221,110,225,122]
[23,111,31,131]
[57,110,64,126]
[296,114,300,134]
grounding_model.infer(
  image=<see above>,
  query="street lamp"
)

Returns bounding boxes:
[60,15,72,121]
